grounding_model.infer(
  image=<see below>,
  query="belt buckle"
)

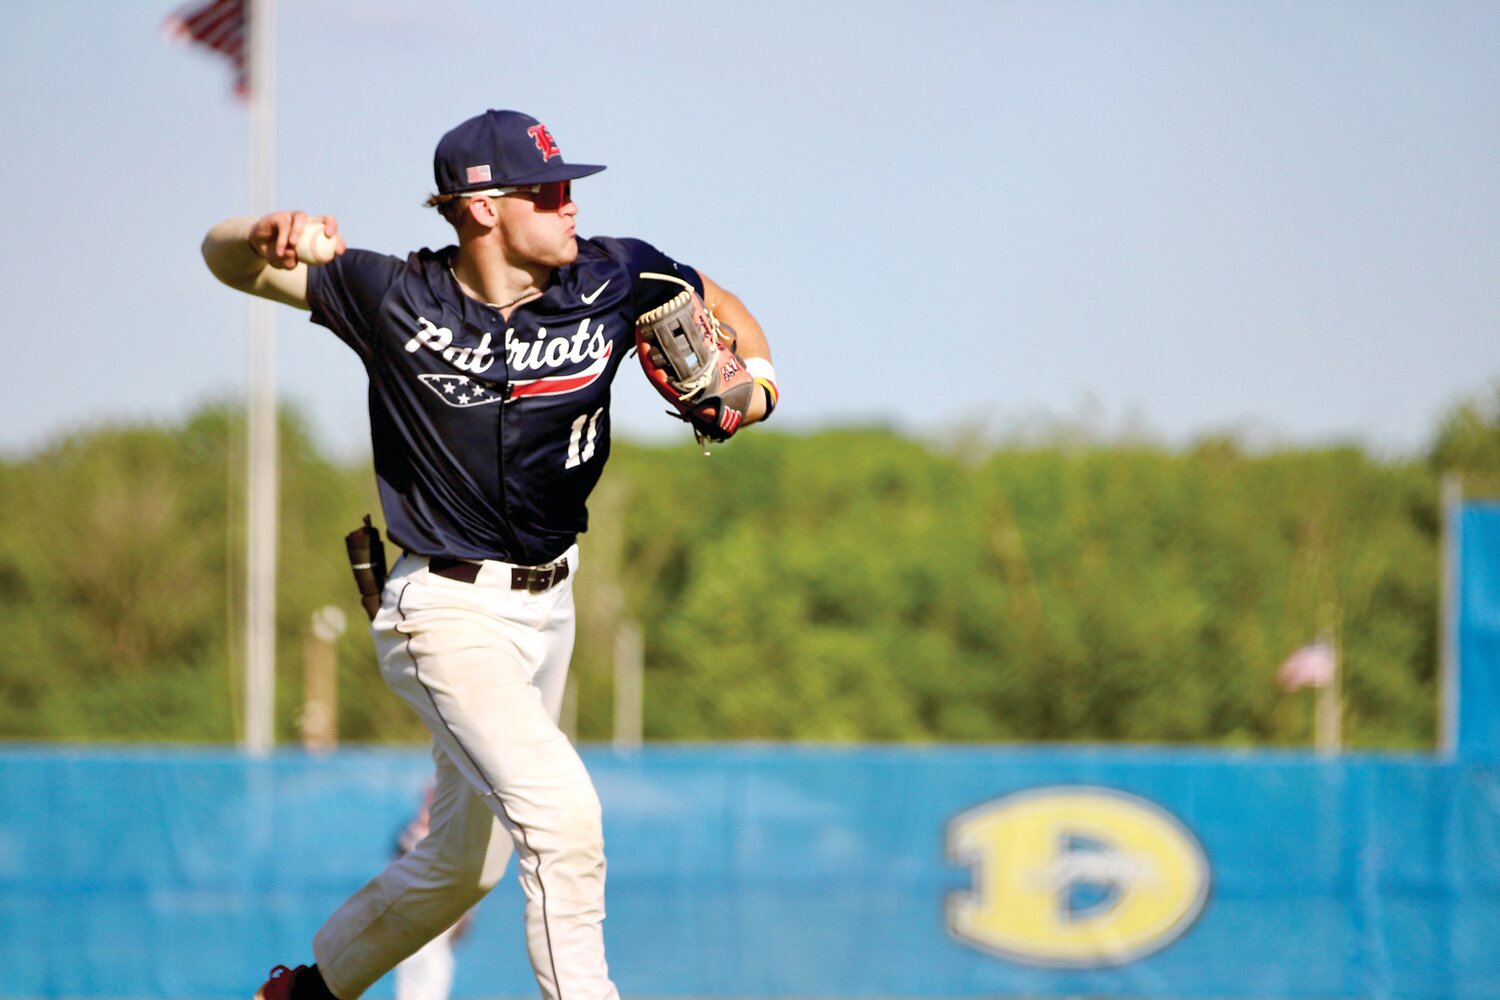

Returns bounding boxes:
[512,563,555,593]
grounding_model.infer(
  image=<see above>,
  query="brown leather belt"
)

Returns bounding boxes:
[428,556,569,593]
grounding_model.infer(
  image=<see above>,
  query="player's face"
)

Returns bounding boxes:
[494,183,579,268]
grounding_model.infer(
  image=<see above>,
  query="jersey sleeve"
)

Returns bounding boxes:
[306,249,406,362]
[593,237,704,317]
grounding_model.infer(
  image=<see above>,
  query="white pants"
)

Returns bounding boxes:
[313,548,619,1000]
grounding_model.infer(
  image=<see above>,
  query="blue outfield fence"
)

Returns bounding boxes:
[2,744,1499,1000]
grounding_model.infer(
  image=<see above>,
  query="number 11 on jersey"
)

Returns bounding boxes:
[566,408,604,468]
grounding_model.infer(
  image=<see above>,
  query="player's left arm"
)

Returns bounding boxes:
[698,272,778,425]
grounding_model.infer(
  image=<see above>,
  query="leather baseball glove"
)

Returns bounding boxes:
[635,287,755,442]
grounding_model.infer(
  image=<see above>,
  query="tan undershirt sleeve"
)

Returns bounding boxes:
[201,215,312,310]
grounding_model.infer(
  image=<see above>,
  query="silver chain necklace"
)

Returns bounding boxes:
[449,266,539,311]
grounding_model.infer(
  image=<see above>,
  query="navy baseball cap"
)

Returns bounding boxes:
[434,110,606,194]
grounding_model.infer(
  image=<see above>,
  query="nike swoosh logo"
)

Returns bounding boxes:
[581,280,611,305]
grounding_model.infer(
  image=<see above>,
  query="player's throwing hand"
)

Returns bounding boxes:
[247,210,345,270]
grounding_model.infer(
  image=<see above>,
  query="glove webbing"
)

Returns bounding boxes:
[639,271,738,349]
[637,290,715,398]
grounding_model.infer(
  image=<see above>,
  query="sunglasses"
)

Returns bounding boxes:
[464,180,572,212]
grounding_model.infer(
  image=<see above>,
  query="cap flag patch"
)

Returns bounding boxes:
[466,165,492,184]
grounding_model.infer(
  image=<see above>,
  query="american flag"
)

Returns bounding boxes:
[163,0,247,96]
[1276,641,1337,692]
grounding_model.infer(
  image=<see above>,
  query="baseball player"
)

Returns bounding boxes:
[200,109,778,1000]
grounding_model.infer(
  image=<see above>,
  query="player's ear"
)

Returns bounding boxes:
[465,195,501,230]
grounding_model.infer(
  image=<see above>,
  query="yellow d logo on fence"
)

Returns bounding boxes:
[946,786,1210,967]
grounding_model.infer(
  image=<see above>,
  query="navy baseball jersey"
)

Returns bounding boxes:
[307,237,699,565]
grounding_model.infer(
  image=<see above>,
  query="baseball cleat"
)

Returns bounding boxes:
[253,964,306,1000]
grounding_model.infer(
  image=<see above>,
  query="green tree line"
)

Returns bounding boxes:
[3,390,1498,748]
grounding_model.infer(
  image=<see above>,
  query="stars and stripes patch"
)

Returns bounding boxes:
[417,375,504,408]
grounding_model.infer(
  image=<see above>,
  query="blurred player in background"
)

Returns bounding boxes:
[393,785,472,1000]
[201,108,777,1000]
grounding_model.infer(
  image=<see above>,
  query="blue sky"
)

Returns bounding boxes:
[2,0,1497,460]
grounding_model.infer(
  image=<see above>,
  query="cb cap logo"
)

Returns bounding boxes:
[946,786,1209,968]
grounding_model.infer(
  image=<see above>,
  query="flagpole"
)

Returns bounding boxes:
[244,0,278,754]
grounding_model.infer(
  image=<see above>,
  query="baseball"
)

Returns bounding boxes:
[295,221,339,266]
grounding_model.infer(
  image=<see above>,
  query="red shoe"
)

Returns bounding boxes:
[254,965,307,1000]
